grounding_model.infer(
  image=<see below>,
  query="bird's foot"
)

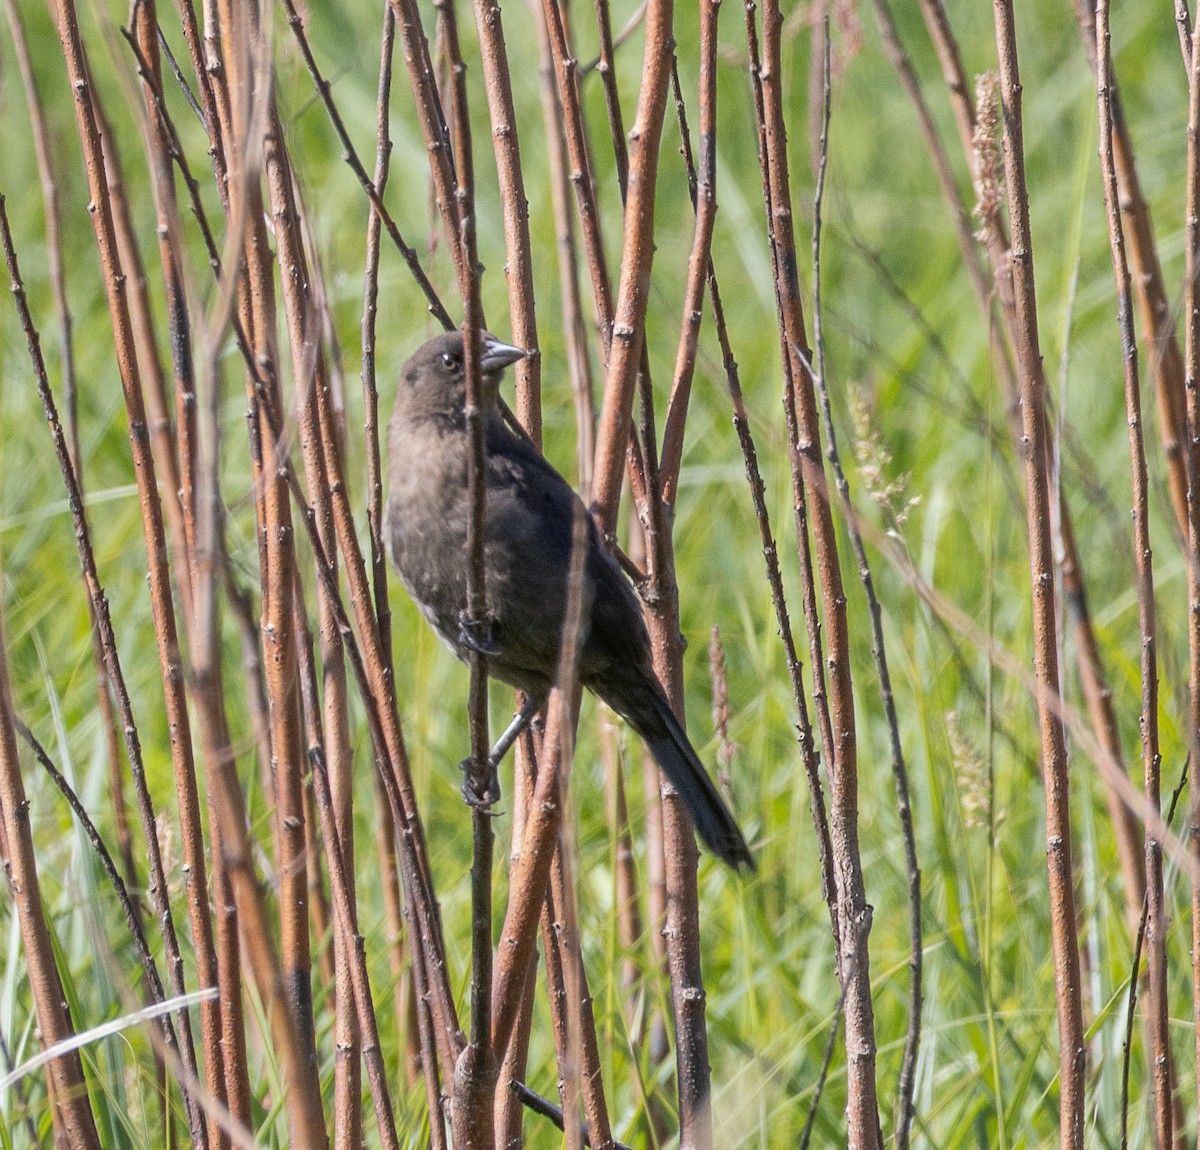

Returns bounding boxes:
[459,754,502,812]
[457,611,498,656]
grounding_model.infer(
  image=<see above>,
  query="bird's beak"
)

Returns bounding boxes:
[480,335,527,373]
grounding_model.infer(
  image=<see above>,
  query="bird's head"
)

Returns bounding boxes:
[395,330,526,423]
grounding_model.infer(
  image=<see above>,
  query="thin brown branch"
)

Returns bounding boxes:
[468,0,542,438]
[667,41,836,949]
[798,946,855,1150]
[0,569,100,1150]
[744,0,842,971]
[748,1,879,1142]
[362,0,399,683]
[281,0,453,329]
[1185,11,1200,1136]
[263,102,362,1149]
[4,0,140,959]
[540,0,616,356]
[437,2,500,1137]
[991,4,1085,1144]
[15,722,180,1060]
[588,0,673,533]
[658,0,719,505]
[495,744,539,1147]
[1069,0,1189,549]
[1177,0,1194,71]
[309,749,403,1150]
[590,0,630,196]
[533,0,595,491]
[807,27,920,1147]
[0,191,209,1148]
[389,0,464,281]
[1094,6,1170,1146]
[1120,760,1188,1150]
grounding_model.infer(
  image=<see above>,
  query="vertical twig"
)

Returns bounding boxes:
[436,0,500,1138]
[744,0,842,968]
[1185,12,1200,1138]
[748,1,880,1142]
[389,0,464,278]
[667,44,837,951]
[807,27,921,1148]
[309,750,403,1150]
[3,0,139,955]
[991,4,1085,1145]
[588,0,674,533]
[0,191,210,1148]
[533,0,595,490]
[0,549,100,1150]
[1072,0,1190,547]
[1094,6,1169,1147]
[363,0,399,681]
[263,101,362,1148]
[468,0,542,437]
[658,0,719,504]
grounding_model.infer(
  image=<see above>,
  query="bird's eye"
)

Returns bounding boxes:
[440,352,458,369]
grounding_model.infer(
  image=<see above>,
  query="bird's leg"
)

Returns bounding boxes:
[457,609,499,655]
[459,693,544,809]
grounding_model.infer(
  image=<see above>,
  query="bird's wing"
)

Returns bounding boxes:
[481,423,592,692]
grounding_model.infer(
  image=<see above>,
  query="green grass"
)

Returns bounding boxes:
[0,0,1196,1145]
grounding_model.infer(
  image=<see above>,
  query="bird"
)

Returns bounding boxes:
[384,329,753,870]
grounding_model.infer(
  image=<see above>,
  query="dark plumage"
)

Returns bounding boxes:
[385,330,753,870]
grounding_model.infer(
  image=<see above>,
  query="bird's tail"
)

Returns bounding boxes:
[607,672,754,871]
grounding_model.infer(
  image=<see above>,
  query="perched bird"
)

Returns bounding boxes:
[385,330,753,870]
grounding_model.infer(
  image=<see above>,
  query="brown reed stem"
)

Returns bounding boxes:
[991,4,1085,1144]
[744,0,842,970]
[3,0,139,947]
[0,592,100,1150]
[658,0,719,506]
[667,42,836,947]
[263,102,362,1148]
[752,2,881,1142]
[282,0,453,330]
[588,0,673,533]
[1069,3,1190,549]
[363,0,399,681]
[808,28,920,1146]
[15,722,179,1055]
[533,0,595,490]
[1094,6,1170,1145]
[309,748,403,1150]
[390,0,464,279]
[1185,12,1200,1138]
[469,0,542,438]
[0,191,209,1148]
[436,2,499,1136]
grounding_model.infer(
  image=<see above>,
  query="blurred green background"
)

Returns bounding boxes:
[0,0,1194,1145]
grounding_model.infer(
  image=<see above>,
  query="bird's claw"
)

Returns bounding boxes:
[458,611,498,655]
[459,755,502,812]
